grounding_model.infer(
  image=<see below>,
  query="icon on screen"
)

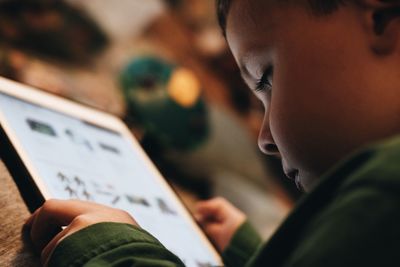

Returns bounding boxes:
[125,195,151,207]
[157,198,177,215]
[99,142,121,155]
[26,118,57,137]
[65,129,94,151]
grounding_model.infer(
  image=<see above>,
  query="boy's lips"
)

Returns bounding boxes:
[284,168,298,181]
[282,162,303,191]
[287,170,304,191]
[282,160,297,180]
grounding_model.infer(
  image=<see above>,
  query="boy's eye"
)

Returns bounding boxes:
[255,66,273,92]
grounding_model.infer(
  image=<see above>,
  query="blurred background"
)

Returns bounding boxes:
[0,0,301,240]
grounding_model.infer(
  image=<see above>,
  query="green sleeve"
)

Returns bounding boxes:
[222,221,263,267]
[47,222,185,267]
[246,136,400,267]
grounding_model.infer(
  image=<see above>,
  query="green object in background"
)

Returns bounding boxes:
[120,56,209,152]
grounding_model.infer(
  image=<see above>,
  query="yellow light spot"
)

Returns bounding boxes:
[167,68,201,108]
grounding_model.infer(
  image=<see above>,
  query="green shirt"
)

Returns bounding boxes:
[48,135,400,267]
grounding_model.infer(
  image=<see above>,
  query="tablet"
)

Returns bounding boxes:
[0,77,222,267]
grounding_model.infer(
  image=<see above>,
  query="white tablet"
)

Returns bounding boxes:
[0,77,222,267]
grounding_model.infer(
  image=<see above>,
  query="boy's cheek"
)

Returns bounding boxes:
[268,84,353,182]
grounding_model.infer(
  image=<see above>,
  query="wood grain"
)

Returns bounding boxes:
[0,161,41,267]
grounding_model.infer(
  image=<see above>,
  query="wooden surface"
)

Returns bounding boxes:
[0,161,40,267]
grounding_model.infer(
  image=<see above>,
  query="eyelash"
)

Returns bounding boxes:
[255,66,273,92]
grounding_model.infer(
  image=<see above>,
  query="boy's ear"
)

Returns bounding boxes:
[359,0,400,55]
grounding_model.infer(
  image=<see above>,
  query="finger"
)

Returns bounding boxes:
[202,222,225,251]
[197,217,223,236]
[41,216,87,267]
[25,199,105,228]
[196,198,224,213]
[24,206,42,230]
[196,198,227,221]
[41,223,73,267]
[24,201,70,250]
[193,212,203,223]
[204,223,223,237]
[41,211,137,266]
[29,199,106,251]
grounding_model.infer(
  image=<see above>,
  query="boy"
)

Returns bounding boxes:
[24,0,400,266]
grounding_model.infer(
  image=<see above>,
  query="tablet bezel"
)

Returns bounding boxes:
[0,76,222,265]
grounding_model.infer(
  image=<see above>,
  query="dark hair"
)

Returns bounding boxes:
[216,0,346,36]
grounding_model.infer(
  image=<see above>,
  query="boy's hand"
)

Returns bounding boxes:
[195,197,246,252]
[23,199,138,267]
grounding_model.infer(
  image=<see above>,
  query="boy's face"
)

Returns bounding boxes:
[226,1,400,191]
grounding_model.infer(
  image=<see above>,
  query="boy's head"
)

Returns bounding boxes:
[218,0,400,191]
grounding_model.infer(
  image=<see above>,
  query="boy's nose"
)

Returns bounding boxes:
[258,117,280,157]
[258,137,280,156]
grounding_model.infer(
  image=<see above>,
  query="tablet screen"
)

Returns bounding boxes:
[0,91,220,267]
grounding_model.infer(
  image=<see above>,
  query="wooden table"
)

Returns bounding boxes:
[0,161,40,266]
